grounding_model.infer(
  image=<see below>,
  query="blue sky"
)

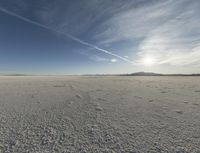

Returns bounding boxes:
[0,0,200,74]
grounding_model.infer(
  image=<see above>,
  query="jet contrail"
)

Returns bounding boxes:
[0,7,134,64]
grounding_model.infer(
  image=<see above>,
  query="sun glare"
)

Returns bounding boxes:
[142,56,155,66]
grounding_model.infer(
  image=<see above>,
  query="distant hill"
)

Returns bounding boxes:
[121,72,163,76]
[2,74,28,76]
[120,72,200,76]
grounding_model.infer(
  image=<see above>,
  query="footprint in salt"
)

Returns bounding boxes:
[54,84,66,87]
[95,104,103,111]
[75,94,81,99]
[69,85,75,90]
[175,109,183,114]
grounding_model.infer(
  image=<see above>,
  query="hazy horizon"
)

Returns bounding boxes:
[1,0,200,74]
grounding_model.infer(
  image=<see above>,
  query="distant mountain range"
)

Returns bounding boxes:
[1,72,200,76]
[120,72,200,76]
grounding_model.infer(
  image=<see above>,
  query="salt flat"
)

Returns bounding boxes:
[0,76,200,153]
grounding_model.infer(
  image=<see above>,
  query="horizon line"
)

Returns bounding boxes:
[1,72,200,76]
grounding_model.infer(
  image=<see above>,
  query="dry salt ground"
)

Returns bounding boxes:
[0,76,200,153]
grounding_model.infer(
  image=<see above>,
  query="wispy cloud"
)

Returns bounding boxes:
[77,49,108,62]
[137,0,200,66]
[0,5,134,65]
[111,59,118,63]
[90,55,107,62]
[95,0,173,44]
[1,0,200,68]
[94,0,200,66]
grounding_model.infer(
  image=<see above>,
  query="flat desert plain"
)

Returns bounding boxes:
[0,76,200,153]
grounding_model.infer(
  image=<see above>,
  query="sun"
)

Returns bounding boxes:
[142,56,155,66]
